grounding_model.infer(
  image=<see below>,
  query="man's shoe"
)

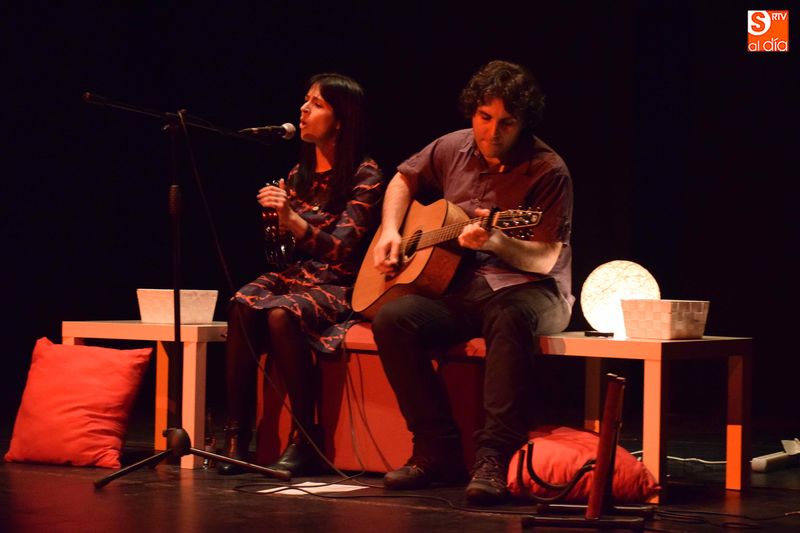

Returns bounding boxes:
[465,456,509,505]
[383,455,467,490]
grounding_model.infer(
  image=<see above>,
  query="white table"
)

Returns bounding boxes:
[62,320,227,468]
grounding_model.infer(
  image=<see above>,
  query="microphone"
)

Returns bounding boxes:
[238,122,296,140]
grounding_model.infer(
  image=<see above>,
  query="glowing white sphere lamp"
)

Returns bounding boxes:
[580,260,660,338]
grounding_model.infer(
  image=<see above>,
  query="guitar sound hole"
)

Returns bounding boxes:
[402,230,422,262]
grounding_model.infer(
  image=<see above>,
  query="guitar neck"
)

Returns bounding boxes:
[403,217,484,251]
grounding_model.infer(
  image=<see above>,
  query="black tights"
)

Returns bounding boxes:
[225,301,316,431]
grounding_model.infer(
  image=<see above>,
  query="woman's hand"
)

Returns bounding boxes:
[257,179,307,237]
[257,179,293,222]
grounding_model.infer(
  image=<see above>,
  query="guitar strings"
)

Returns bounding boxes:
[400,212,533,251]
[401,216,484,250]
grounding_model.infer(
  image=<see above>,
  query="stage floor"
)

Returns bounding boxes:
[1,441,799,533]
[1,356,798,533]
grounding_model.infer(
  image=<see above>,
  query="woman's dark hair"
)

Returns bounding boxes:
[293,73,367,207]
[459,60,545,136]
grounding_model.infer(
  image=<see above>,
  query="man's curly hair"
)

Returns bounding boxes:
[459,60,545,135]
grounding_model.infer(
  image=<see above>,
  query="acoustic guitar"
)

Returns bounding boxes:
[351,199,542,319]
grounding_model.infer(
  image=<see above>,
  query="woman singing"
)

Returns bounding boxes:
[219,73,383,476]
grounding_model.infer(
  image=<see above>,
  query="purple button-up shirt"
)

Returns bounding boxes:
[398,129,574,306]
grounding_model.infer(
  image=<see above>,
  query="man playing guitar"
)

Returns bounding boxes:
[370,60,574,505]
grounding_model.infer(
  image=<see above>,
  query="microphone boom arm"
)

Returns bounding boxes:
[82,91,277,146]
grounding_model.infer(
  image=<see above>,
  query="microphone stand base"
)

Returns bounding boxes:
[94,427,291,490]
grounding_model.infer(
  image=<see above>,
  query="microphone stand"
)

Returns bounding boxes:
[84,91,274,337]
[83,92,280,471]
[82,92,276,143]
[94,428,291,489]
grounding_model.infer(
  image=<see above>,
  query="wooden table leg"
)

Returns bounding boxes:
[154,341,169,451]
[180,341,207,469]
[61,336,84,346]
[726,353,751,491]
[584,358,603,432]
[643,359,668,503]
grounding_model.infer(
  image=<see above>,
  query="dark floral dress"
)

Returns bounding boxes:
[234,159,383,355]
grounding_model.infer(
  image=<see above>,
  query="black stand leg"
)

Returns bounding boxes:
[94,428,291,490]
[94,450,174,490]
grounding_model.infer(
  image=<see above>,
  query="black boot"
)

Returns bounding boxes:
[267,425,323,477]
[217,424,251,475]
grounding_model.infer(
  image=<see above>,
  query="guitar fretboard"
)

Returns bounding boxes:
[401,216,485,251]
[399,209,539,253]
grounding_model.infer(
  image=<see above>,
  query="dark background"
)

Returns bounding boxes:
[2,2,797,446]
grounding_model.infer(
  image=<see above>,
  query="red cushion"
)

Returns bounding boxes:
[507,426,660,502]
[4,338,152,469]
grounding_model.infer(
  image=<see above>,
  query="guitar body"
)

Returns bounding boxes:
[352,199,469,319]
